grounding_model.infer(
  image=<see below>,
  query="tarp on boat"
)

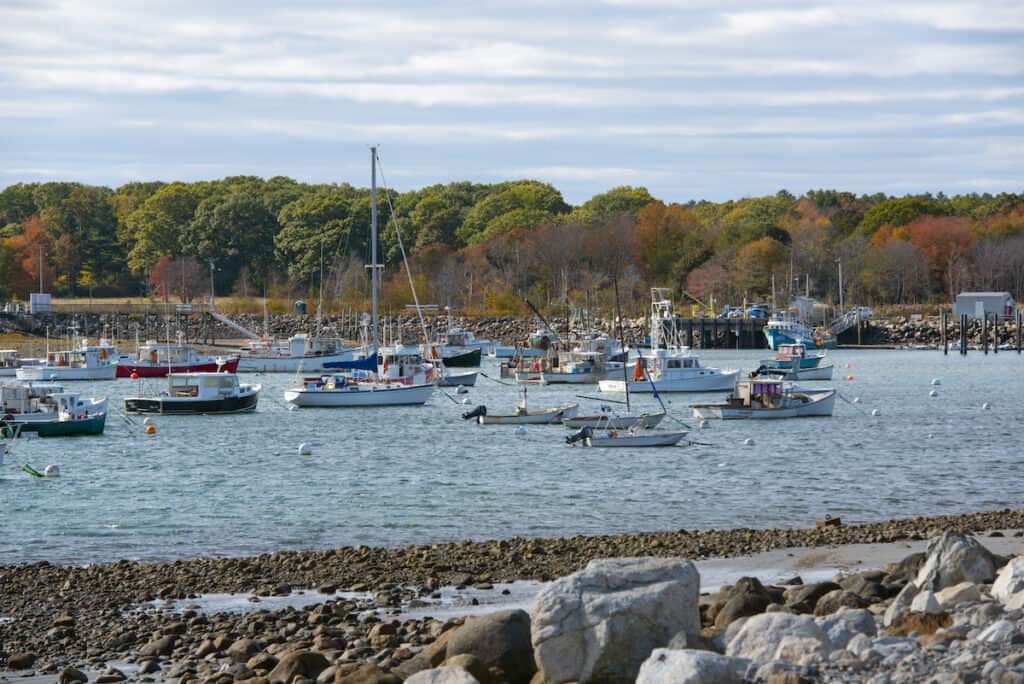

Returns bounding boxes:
[323,355,378,372]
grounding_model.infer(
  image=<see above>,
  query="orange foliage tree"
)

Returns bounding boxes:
[4,216,54,297]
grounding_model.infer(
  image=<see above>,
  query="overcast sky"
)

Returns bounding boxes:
[1,0,1022,203]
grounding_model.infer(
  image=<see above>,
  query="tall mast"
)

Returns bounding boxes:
[370,146,379,349]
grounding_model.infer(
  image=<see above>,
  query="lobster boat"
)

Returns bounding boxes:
[116,341,239,378]
[125,372,260,415]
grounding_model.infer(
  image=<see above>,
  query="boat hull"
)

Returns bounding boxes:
[765,328,836,351]
[478,404,578,425]
[440,370,478,387]
[13,414,107,436]
[283,382,434,407]
[125,389,260,415]
[540,371,598,385]
[237,351,358,373]
[441,348,481,367]
[17,365,117,381]
[563,412,666,430]
[116,357,240,378]
[754,363,834,381]
[598,369,739,393]
[586,430,688,447]
[692,388,835,420]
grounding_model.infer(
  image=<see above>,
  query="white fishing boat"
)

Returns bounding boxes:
[598,290,738,393]
[0,350,45,377]
[751,363,834,381]
[17,339,118,381]
[283,148,436,409]
[690,377,836,420]
[236,335,361,373]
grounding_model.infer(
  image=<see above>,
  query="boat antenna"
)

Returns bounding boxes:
[613,270,630,413]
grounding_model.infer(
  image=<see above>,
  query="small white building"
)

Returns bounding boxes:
[953,292,1016,320]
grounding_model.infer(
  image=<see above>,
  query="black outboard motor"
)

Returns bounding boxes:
[462,405,487,420]
[565,426,593,445]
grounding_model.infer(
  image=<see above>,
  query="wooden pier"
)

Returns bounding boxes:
[676,317,767,349]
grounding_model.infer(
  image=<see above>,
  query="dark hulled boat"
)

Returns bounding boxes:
[124,372,260,415]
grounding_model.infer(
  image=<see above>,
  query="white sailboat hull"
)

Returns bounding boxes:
[238,351,360,373]
[586,430,688,447]
[283,382,435,407]
[563,412,666,430]
[478,404,578,425]
[17,365,117,381]
[598,369,738,393]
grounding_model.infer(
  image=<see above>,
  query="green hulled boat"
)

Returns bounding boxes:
[0,385,108,437]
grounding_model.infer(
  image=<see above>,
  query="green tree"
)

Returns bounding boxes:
[124,183,205,274]
[856,196,945,236]
[578,186,655,219]
[456,181,570,246]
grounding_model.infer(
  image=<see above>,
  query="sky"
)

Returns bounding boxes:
[1,0,1022,204]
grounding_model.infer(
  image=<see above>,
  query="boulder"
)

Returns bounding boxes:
[914,531,998,590]
[635,649,750,684]
[935,581,981,608]
[992,556,1024,604]
[334,665,401,684]
[58,667,88,684]
[138,635,177,657]
[883,583,919,628]
[445,610,533,684]
[228,639,263,663]
[909,589,942,614]
[713,577,774,628]
[816,609,877,650]
[976,619,1024,645]
[405,667,479,684]
[724,613,831,662]
[440,655,489,684]
[839,572,887,602]
[268,651,330,684]
[7,652,38,669]
[531,557,700,684]
[813,590,869,617]
[784,582,841,614]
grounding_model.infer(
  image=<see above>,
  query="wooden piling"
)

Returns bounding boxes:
[983,313,989,354]
[1017,311,1022,354]
[961,314,968,355]
[993,314,999,354]
[941,311,948,355]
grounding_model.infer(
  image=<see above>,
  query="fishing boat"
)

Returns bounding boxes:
[435,323,495,356]
[563,407,666,430]
[462,390,578,425]
[488,345,545,359]
[0,350,46,377]
[0,384,107,436]
[124,372,260,415]
[16,339,118,381]
[764,311,836,351]
[116,341,238,378]
[236,335,362,373]
[282,148,436,409]
[761,343,828,370]
[690,377,835,420]
[751,362,834,381]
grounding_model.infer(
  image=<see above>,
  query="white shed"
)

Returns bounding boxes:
[953,292,1015,320]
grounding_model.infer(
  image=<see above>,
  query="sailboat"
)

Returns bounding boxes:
[566,278,687,448]
[283,147,436,408]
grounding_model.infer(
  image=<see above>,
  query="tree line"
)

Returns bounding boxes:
[0,178,1021,316]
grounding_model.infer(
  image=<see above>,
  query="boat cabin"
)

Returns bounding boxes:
[289,335,344,357]
[167,373,241,399]
[0,383,63,413]
[137,342,199,364]
[777,344,808,360]
[0,350,18,369]
[732,379,787,409]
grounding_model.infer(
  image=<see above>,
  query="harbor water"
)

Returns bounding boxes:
[1,349,1021,565]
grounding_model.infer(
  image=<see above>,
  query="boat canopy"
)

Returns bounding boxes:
[323,355,377,372]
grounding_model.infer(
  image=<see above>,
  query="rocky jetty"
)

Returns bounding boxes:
[3,510,1024,681]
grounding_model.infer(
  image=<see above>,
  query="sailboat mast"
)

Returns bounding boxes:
[370,146,379,350]
[613,270,630,413]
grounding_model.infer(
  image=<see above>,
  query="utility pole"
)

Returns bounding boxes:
[209,259,216,312]
[37,244,44,293]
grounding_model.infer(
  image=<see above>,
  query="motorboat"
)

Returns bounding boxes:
[488,345,545,359]
[690,377,835,420]
[462,388,577,425]
[124,372,260,414]
[440,369,478,387]
[284,373,435,407]
[0,350,46,377]
[751,363,834,381]
[236,335,361,373]
[566,425,688,447]
[0,384,107,436]
[17,339,118,381]
[760,343,828,370]
[563,408,666,430]
[435,324,495,356]
[116,341,239,378]
[764,312,836,351]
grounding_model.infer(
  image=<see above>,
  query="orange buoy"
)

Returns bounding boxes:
[844,363,851,369]
[846,375,854,381]
[130,372,139,380]
[145,425,156,434]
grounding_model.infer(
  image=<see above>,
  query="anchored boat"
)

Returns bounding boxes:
[0,384,107,436]
[690,377,835,420]
[116,341,238,378]
[462,389,578,425]
[17,339,118,381]
[125,372,260,415]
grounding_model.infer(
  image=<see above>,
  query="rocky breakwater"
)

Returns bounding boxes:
[872,317,1024,349]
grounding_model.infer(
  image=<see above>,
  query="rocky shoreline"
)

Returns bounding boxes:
[4,508,1024,682]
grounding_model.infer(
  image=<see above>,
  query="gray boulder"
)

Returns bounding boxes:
[976,619,1024,645]
[405,667,480,684]
[915,531,998,590]
[268,651,330,684]
[992,556,1024,604]
[816,609,877,650]
[725,612,831,662]
[531,557,700,684]
[445,610,534,684]
[635,649,750,684]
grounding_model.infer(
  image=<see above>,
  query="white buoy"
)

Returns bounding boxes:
[44,464,60,478]
[852,397,861,404]
[982,402,991,410]
[288,404,298,411]
[929,390,938,397]
[743,438,754,446]
[461,397,471,405]
[142,417,152,425]
[456,385,468,394]
[931,378,941,386]
[699,420,710,429]
[298,443,313,455]
[514,426,527,436]
[871,408,881,416]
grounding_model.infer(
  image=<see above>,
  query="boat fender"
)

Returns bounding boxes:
[608,430,618,438]
[462,405,487,420]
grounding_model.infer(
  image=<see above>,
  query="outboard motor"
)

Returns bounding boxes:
[565,426,593,445]
[462,405,487,421]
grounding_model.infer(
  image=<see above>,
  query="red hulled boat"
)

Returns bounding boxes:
[116,342,239,378]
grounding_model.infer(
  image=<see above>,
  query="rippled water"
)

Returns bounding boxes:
[1,350,1021,565]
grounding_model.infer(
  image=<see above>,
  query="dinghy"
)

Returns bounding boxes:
[462,388,577,425]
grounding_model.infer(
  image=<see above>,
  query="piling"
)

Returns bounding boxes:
[941,311,948,355]
[993,314,998,354]
[686,319,694,348]
[982,313,989,354]
[960,314,968,355]
[1017,311,1022,354]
